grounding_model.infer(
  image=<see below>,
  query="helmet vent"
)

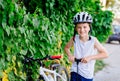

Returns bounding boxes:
[73,12,93,24]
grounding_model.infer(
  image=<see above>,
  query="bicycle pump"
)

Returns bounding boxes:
[75,58,81,81]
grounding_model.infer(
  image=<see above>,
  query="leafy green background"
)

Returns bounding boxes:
[0,0,113,80]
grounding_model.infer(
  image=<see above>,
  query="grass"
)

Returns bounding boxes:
[94,60,106,73]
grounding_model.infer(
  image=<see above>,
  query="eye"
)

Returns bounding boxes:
[77,26,81,29]
[84,26,87,28]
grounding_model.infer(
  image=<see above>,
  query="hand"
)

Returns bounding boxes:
[68,55,75,63]
[81,56,92,63]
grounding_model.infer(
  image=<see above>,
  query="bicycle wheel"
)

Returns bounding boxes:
[37,75,45,81]
[57,66,69,81]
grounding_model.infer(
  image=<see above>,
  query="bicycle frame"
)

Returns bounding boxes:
[39,66,66,81]
[24,55,68,81]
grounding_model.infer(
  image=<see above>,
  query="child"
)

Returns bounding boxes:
[64,12,108,81]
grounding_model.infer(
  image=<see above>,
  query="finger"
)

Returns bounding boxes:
[81,58,87,63]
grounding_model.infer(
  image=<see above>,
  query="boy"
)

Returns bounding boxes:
[64,12,108,81]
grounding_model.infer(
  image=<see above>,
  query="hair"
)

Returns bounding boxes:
[73,25,77,42]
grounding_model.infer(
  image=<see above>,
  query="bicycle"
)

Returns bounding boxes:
[24,55,69,81]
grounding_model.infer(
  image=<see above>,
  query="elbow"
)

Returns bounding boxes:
[106,53,109,58]
[104,51,109,58]
[104,54,109,58]
[64,45,70,53]
[64,46,68,52]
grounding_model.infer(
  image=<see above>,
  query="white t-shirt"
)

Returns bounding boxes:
[71,35,97,79]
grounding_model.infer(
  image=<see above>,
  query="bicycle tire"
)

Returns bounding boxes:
[37,75,45,81]
[57,66,69,81]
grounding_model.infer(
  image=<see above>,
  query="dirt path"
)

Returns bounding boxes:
[94,42,120,81]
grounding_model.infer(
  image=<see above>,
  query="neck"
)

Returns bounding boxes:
[79,35,90,42]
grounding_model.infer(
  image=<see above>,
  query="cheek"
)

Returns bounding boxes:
[86,27,90,31]
[77,28,81,32]
[88,28,90,31]
[76,27,79,32]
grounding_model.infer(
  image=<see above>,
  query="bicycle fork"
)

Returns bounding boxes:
[39,66,66,81]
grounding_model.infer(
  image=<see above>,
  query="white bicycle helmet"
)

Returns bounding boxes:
[73,12,93,24]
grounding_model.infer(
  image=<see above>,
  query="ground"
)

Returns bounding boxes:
[94,42,120,81]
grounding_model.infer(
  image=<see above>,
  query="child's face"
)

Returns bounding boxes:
[76,23,90,38]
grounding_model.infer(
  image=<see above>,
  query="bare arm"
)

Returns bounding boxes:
[64,37,75,62]
[91,37,108,60]
[81,37,108,63]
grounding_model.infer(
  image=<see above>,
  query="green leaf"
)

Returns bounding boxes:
[20,49,27,55]
[32,18,40,28]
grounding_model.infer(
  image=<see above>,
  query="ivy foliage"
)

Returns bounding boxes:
[0,0,113,80]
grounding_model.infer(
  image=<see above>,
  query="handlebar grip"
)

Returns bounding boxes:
[75,58,81,65]
[50,55,62,60]
[75,58,81,62]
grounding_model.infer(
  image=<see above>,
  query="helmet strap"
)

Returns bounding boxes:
[89,24,92,35]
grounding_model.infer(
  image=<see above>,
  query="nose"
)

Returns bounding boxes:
[80,27,84,32]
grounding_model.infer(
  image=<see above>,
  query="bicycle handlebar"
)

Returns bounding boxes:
[24,55,62,63]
